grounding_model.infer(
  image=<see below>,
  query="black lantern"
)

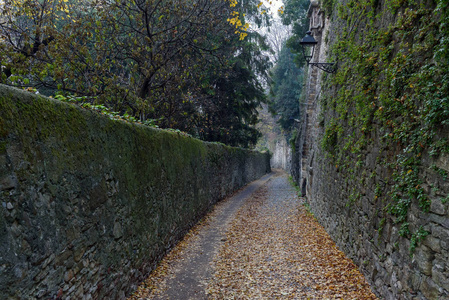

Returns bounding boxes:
[299,31,317,63]
[299,31,336,74]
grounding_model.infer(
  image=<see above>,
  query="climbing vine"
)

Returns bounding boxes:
[320,0,449,253]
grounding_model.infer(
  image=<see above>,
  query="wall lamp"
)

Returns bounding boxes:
[300,31,337,74]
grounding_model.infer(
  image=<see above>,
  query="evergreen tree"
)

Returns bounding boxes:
[280,0,310,67]
[268,46,302,135]
[0,0,271,148]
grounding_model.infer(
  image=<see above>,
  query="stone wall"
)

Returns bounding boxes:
[0,85,271,299]
[309,136,449,299]
[270,138,291,171]
[298,0,449,299]
[294,0,327,197]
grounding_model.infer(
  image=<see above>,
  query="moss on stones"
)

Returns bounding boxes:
[0,83,270,299]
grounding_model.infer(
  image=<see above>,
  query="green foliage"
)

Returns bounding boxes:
[0,0,271,148]
[320,0,449,250]
[53,93,161,128]
[288,175,301,194]
[377,217,386,236]
[188,33,271,148]
[266,0,308,146]
[289,128,298,150]
[280,0,310,67]
[398,222,411,237]
[322,0,337,16]
[268,46,303,135]
[442,195,449,204]
[289,174,313,213]
[410,226,430,254]
[430,164,449,180]
[281,0,309,26]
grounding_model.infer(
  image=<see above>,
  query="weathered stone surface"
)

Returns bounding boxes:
[430,199,446,216]
[64,270,74,283]
[0,175,17,191]
[420,277,440,300]
[429,214,449,229]
[413,246,434,276]
[0,84,271,299]
[294,1,449,299]
[113,222,123,239]
[423,236,441,253]
[435,154,449,173]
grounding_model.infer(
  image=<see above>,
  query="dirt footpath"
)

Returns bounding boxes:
[128,170,377,299]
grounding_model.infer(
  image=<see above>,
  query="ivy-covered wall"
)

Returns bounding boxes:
[303,0,449,299]
[0,85,270,299]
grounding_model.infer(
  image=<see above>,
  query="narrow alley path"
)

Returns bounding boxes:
[129,170,377,299]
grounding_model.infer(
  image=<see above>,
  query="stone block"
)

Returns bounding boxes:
[392,272,402,292]
[429,214,449,229]
[74,246,86,263]
[423,235,441,253]
[398,238,411,259]
[85,228,99,246]
[35,289,48,299]
[432,257,445,272]
[435,154,449,173]
[13,265,24,279]
[113,222,123,239]
[413,245,434,276]
[432,225,449,250]
[82,259,89,268]
[33,268,49,283]
[66,226,80,241]
[0,175,17,191]
[420,277,440,300]
[68,284,77,294]
[431,267,449,288]
[42,254,55,269]
[64,269,74,282]
[83,293,93,300]
[430,199,447,216]
[75,284,84,297]
[408,271,423,291]
[56,250,73,266]
[390,251,402,266]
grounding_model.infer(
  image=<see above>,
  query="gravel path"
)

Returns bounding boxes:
[128,170,377,299]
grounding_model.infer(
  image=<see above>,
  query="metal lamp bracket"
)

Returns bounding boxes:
[307,62,337,74]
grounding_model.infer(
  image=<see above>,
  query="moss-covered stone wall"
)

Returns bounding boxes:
[0,85,270,299]
[300,0,449,299]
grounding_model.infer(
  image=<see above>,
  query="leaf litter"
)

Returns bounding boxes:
[129,171,378,299]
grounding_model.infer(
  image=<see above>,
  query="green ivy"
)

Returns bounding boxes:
[320,0,449,252]
[410,226,430,254]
